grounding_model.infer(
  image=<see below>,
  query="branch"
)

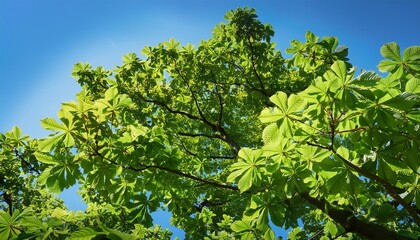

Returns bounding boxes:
[306,141,331,150]
[2,192,13,215]
[309,229,324,240]
[13,149,40,175]
[195,199,229,212]
[90,146,238,191]
[318,127,367,135]
[211,70,224,125]
[307,138,420,226]
[333,151,420,225]
[172,59,211,128]
[177,132,223,140]
[301,193,415,240]
[89,140,413,239]
[143,164,238,191]
[177,139,235,159]
[246,36,269,97]
[138,95,202,122]
[171,59,241,154]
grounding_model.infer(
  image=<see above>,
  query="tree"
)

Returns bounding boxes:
[1,7,419,240]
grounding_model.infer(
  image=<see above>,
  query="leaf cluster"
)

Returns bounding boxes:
[1,7,419,240]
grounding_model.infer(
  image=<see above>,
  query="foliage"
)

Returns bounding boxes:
[1,7,419,239]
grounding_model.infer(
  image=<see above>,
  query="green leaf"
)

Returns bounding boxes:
[260,92,303,128]
[403,46,420,62]
[378,159,397,184]
[238,148,262,163]
[354,71,381,87]
[259,108,283,123]
[406,78,420,93]
[63,132,75,147]
[228,148,265,192]
[330,60,347,82]
[381,92,419,110]
[264,229,275,240]
[69,228,100,240]
[107,229,137,240]
[237,170,253,193]
[326,171,347,194]
[270,91,288,112]
[231,220,252,232]
[324,220,338,237]
[164,38,180,50]
[0,228,11,240]
[105,87,119,101]
[262,123,281,144]
[378,59,399,73]
[129,125,148,140]
[4,126,28,142]
[286,94,305,114]
[41,117,67,132]
[38,134,64,152]
[34,152,58,165]
[380,42,401,61]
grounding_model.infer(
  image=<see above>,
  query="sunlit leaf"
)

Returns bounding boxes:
[380,42,401,61]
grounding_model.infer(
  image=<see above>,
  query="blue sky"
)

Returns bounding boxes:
[1,0,419,238]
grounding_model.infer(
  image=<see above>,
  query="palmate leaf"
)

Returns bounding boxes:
[126,195,153,227]
[164,38,180,50]
[4,126,30,146]
[0,208,32,240]
[46,165,80,193]
[96,87,132,115]
[39,117,76,151]
[262,138,291,169]
[37,154,81,193]
[228,148,265,192]
[245,194,286,230]
[298,146,330,169]
[302,77,331,102]
[404,176,420,210]
[326,62,358,107]
[259,92,304,138]
[378,43,420,76]
[259,92,304,123]
[378,42,403,75]
[231,219,255,240]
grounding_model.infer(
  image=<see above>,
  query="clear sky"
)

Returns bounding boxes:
[1,0,419,238]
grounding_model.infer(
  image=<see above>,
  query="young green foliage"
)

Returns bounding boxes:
[1,7,419,240]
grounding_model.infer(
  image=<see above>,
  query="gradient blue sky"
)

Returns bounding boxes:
[1,0,419,239]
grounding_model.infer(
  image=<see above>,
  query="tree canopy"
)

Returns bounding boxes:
[1,7,419,240]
